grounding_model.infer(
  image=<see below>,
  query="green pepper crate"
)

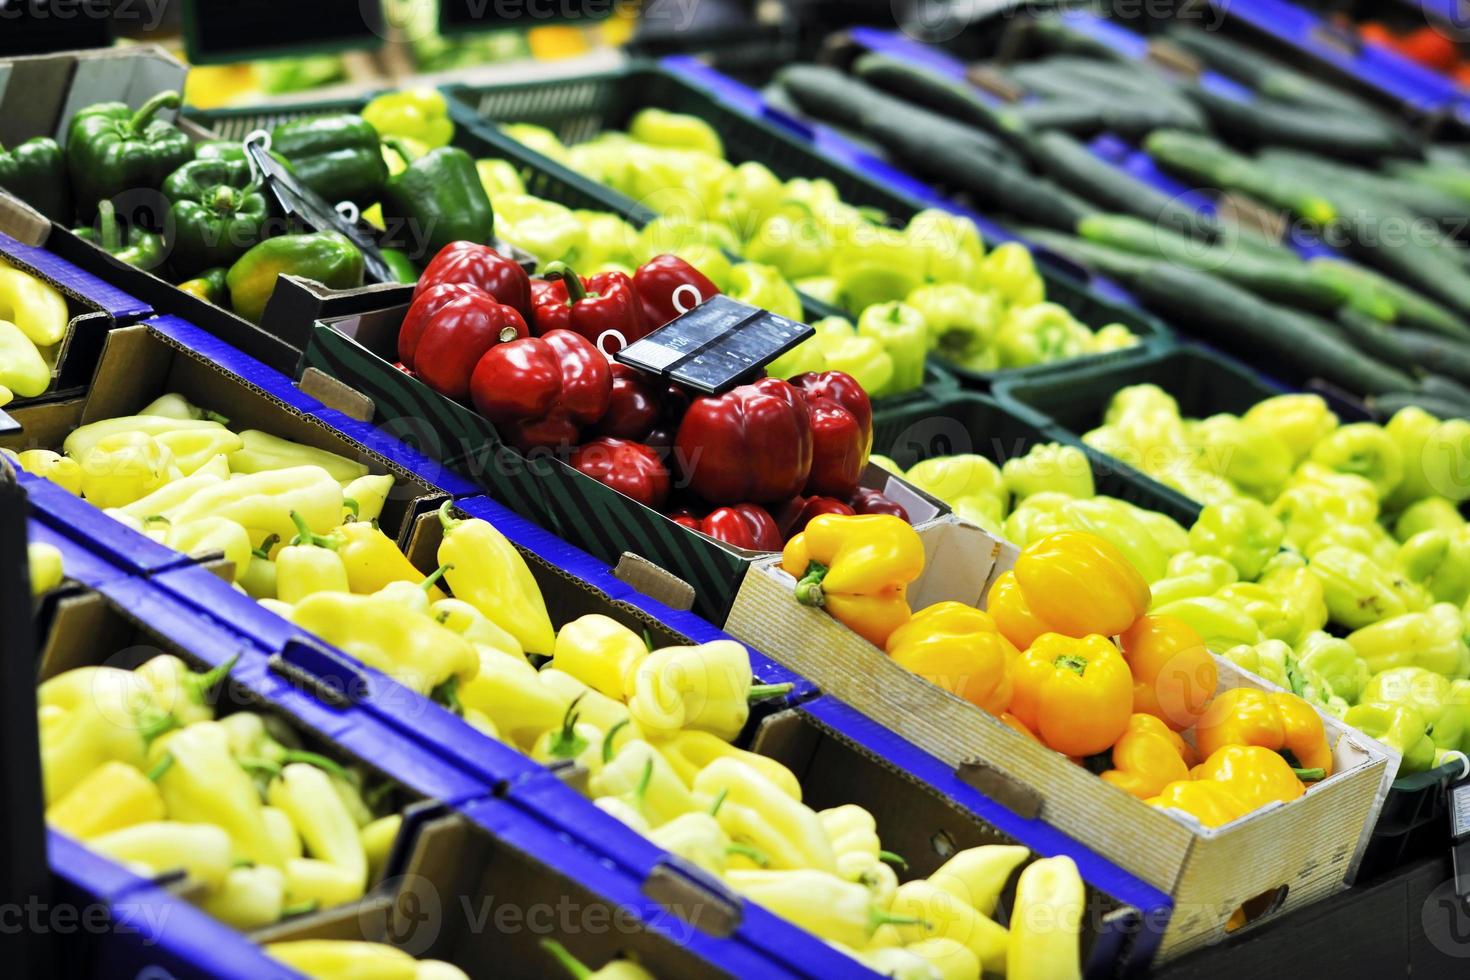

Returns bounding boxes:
[186,94,957,406]
[439,60,1173,387]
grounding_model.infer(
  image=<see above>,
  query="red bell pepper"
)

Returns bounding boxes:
[593,363,691,449]
[668,508,702,531]
[470,329,611,451]
[416,241,533,322]
[772,495,856,540]
[674,378,813,505]
[634,253,719,329]
[397,283,529,401]
[790,371,873,498]
[570,437,670,510]
[848,486,910,523]
[700,503,783,552]
[532,262,648,356]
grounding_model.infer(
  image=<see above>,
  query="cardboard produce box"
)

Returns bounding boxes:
[723,519,1394,960]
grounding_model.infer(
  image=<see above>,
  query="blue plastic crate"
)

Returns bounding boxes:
[20,469,195,577]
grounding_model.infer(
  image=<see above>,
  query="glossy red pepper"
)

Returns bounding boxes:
[848,486,910,523]
[668,508,703,531]
[701,503,783,552]
[634,253,720,329]
[674,378,813,505]
[594,363,668,443]
[790,371,872,498]
[469,329,612,451]
[415,241,532,322]
[570,437,670,509]
[397,283,529,400]
[531,262,648,356]
[772,495,856,540]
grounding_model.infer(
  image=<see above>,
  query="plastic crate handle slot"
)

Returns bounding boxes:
[269,634,371,707]
[955,759,1044,820]
[643,858,743,938]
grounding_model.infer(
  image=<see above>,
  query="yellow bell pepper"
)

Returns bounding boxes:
[627,639,786,742]
[1118,614,1217,731]
[1012,531,1150,638]
[44,761,166,839]
[551,614,647,699]
[1191,744,1308,810]
[15,449,81,494]
[781,514,925,648]
[987,570,1053,650]
[439,502,555,655]
[1195,688,1333,779]
[884,602,1016,714]
[1008,855,1085,980]
[1010,633,1134,757]
[1099,713,1197,799]
[1147,779,1252,828]
[694,757,835,871]
[89,820,232,891]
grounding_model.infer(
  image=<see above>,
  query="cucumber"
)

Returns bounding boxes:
[1333,200,1470,319]
[1331,308,1418,372]
[1418,373,1470,408]
[1163,25,1377,116]
[1010,100,1115,137]
[1395,330,1470,385]
[1124,260,1415,395]
[1259,149,1470,230]
[857,106,1096,231]
[1381,160,1470,205]
[1186,85,1419,160]
[1144,129,1336,224]
[1077,213,1346,311]
[1307,259,1470,339]
[851,53,1033,156]
[1029,17,1131,62]
[1008,226,1155,282]
[1007,60,1206,133]
[1369,392,1470,420]
[1033,131,1217,241]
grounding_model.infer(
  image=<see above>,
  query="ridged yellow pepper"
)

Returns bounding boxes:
[1012,531,1150,638]
[1191,744,1309,810]
[1195,688,1333,778]
[628,639,785,742]
[1147,779,1251,828]
[1099,713,1197,799]
[884,602,1016,714]
[782,514,925,648]
[1119,614,1217,730]
[1010,633,1134,757]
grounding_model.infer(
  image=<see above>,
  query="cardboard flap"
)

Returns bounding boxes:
[60,47,188,143]
[642,861,742,938]
[0,190,50,247]
[299,366,376,422]
[614,552,697,612]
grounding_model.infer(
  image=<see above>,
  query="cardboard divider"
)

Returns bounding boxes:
[723,530,1393,960]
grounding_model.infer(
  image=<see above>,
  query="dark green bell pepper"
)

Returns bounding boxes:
[268,114,387,209]
[0,137,70,223]
[178,267,230,306]
[194,140,294,174]
[74,199,166,271]
[226,231,364,324]
[380,139,493,262]
[378,247,419,284]
[67,91,192,225]
[162,158,272,277]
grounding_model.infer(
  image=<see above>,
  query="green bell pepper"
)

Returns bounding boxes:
[74,199,165,271]
[1189,415,1293,501]
[1349,603,1470,678]
[745,212,830,281]
[1308,422,1404,501]
[1188,499,1285,581]
[193,140,293,174]
[1362,666,1468,752]
[1136,508,1192,558]
[1001,443,1094,502]
[378,248,419,285]
[1273,469,1380,551]
[856,301,927,395]
[905,209,984,285]
[727,262,803,322]
[363,88,453,149]
[993,302,1090,369]
[177,267,230,306]
[795,275,840,307]
[809,317,894,395]
[1087,323,1139,353]
[1149,552,1240,607]
[1295,630,1368,714]
[161,158,271,277]
[572,210,638,270]
[226,231,364,324]
[979,241,1044,308]
[380,141,493,262]
[1386,406,1470,508]
[953,496,1006,536]
[629,108,724,158]
[269,114,388,209]
[1311,546,1423,630]
[1241,394,1339,466]
[1224,639,1292,690]
[1344,702,1436,775]
[714,162,785,241]
[833,227,926,314]
[1152,459,1241,507]
[765,337,827,381]
[1004,495,1074,548]
[1216,583,1304,645]
[1152,596,1263,651]
[1399,528,1470,605]
[1064,496,1171,583]
[66,91,192,223]
[907,283,997,366]
[1394,497,1465,543]
[0,137,70,222]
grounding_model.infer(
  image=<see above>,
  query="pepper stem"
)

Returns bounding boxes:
[1293,767,1326,782]
[547,694,589,760]
[203,410,231,425]
[794,562,828,607]
[602,718,631,764]
[438,500,462,533]
[878,850,909,871]
[498,326,520,343]
[128,91,181,134]
[252,534,280,561]
[137,710,180,744]
[542,261,588,304]
[237,756,283,779]
[708,787,729,817]
[432,676,463,716]
[540,939,593,980]
[382,137,419,166]
[418,563,453,592]
[726,842,770,867]
[277,750,352,782]
[185,652,240,704]
[872,910,932,932]
[97,199,122,254]
[747,683,793,702]
[633,757,654,812]
[289,510,338,549]
[281,901,320,918]
[1053,654,1089,677]
[210,184,238,215]
[146,753,174,782]
[342,497,360,520]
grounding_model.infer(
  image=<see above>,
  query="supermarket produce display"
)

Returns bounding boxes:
[4,5,1470,977]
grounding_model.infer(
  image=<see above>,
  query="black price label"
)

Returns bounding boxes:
[616,295,813,395]
[182,0,385,65]
[439,0,617,34]
[0,0,113,56]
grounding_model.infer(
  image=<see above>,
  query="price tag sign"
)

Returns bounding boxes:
[182,0,385,64]
[616,295,813,395]
[439,0,616,35]
[0,0,113,56]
